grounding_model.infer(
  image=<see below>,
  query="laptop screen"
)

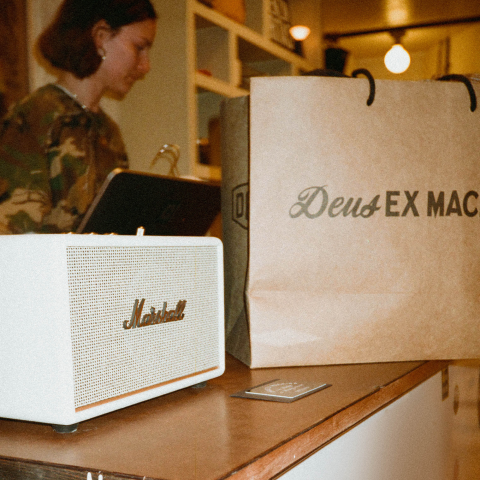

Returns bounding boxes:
[77,169,221,236]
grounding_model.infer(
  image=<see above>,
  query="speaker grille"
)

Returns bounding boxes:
[66,245,220,409]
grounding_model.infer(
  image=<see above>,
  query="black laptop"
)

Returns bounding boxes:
[77,169,221,236]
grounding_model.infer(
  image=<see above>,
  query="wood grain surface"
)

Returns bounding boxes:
[0,355,448,480]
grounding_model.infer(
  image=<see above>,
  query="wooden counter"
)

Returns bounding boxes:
[0,355,448,480]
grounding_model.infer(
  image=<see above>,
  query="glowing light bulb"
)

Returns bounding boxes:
[289,25,311,41]
[384,44,411,74]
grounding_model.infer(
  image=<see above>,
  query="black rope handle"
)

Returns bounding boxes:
[302,68,376,106]
[351,68,376,106]
[438,74,477,112]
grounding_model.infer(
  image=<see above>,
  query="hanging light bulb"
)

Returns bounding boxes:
[289,25,311,56]
[289,25,311,42]
[384,30,411,74]
[385,44,410,73]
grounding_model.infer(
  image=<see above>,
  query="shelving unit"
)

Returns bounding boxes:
[119,0,321,180]
[192,0,319,180]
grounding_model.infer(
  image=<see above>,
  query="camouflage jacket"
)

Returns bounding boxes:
[0,84,128,234]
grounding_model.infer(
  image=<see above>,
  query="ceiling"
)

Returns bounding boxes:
[321,0,480,57]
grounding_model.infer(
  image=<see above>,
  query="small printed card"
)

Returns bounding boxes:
[232,379,331,403]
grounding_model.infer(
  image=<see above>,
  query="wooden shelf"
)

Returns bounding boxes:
[195,71,248,98]
[193,1,312,72]
[191,0,318,180]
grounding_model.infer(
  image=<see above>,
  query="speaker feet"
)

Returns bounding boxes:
[52,423,79,433]
[192,381,207,389]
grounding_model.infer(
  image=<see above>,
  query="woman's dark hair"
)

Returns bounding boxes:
[38,0,157,79]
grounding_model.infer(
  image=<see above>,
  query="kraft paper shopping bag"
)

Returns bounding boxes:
[222,75,480,367]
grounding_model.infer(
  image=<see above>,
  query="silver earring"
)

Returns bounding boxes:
[98,48,106,60]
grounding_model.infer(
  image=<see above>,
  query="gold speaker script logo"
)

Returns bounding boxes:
[123,299,187,330]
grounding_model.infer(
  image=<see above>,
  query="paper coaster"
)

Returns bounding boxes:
[232,379,331,403]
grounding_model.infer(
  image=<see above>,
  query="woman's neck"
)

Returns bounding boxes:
[56,73,104,113]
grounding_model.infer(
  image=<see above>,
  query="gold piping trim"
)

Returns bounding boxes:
[75,366,219,412]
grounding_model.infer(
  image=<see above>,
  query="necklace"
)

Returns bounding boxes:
[55,84,90,111]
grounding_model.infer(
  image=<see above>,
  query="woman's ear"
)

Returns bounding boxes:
[91,19,113,50]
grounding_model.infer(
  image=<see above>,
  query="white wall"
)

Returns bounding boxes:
[117,0,190,175]
[26,0,61,91]
[449,24,480,75]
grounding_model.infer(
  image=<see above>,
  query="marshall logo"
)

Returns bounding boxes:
[123,299,187,330]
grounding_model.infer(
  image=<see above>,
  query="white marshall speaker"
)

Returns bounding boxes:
[0,234,224,432]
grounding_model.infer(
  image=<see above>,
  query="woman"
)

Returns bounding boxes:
[0,0,157,233]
